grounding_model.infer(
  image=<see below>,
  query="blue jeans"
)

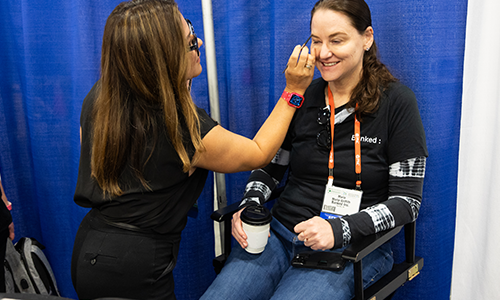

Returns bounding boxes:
[201,218,393,300]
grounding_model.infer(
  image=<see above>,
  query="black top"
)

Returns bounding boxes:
[243,78,428,248]
[74,83,218,236]
[1,188,12,231]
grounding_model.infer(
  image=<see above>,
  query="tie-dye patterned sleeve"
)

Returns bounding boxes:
[330,156,426,248]
[239,148,291,207]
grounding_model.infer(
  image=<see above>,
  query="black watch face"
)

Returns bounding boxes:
[290,95,303,107]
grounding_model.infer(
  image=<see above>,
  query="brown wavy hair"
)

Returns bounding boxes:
[311,0,397,118]
[91,0,203,197]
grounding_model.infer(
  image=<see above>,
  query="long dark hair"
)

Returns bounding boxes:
[91,0,203,197]
[311,0,396,117]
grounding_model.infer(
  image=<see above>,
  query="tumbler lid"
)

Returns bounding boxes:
[240,204,272,226]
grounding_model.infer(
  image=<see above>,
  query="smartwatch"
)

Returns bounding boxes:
[281,91,304,108]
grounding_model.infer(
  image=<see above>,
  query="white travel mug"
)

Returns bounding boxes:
[241,204,272,254]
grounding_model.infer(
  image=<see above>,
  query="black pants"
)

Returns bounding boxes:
[0,229,8,293]
[71,210,180,300]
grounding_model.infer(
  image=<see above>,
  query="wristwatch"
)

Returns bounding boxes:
[281,91,304,108]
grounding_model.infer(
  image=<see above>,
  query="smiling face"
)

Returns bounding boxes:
[182,17,204,80]
[311,9,373,88]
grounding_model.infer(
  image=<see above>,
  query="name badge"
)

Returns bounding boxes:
[320,184,363,219]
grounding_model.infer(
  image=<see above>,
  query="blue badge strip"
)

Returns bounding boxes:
[320,212,341,220]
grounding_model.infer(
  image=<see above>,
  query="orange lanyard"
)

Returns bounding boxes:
[327,86,362,190]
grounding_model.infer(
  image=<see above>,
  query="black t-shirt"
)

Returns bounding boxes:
[247,78,428,248]
[74,83,218,236]
[0,188,12,231]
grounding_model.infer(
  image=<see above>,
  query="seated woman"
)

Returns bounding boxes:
[71,0,315,299]
[201,0,428,299]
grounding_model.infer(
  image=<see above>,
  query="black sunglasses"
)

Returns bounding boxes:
[185,19,200,56]
[316,106,331,149]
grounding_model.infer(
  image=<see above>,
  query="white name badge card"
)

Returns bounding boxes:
[321,185,363,219]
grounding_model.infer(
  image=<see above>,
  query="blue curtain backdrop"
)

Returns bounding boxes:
[0,0,466,299]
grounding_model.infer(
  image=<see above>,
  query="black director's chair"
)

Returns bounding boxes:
[210,187,423,300]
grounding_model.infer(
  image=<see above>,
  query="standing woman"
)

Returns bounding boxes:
[71,0,315,299]
[201,0,428,299]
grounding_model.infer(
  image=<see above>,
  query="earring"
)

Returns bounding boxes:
[365,47,370,52]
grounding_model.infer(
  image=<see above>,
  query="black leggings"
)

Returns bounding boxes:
[71,210,180,300]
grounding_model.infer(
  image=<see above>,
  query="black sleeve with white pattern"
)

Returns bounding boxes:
[240,148,290,207]
[329,156,426,248]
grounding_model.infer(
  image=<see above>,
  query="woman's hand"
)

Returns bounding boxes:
[8,222,14,240]
[231,208,248,249]
[284,45,316,95]
[294,216,334,251]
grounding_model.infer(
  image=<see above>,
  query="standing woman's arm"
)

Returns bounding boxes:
[0,179,14,241]
[194,45,316,173]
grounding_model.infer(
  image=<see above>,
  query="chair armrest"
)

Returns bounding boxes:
[210,201,242,222]
[342,225,403,263]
